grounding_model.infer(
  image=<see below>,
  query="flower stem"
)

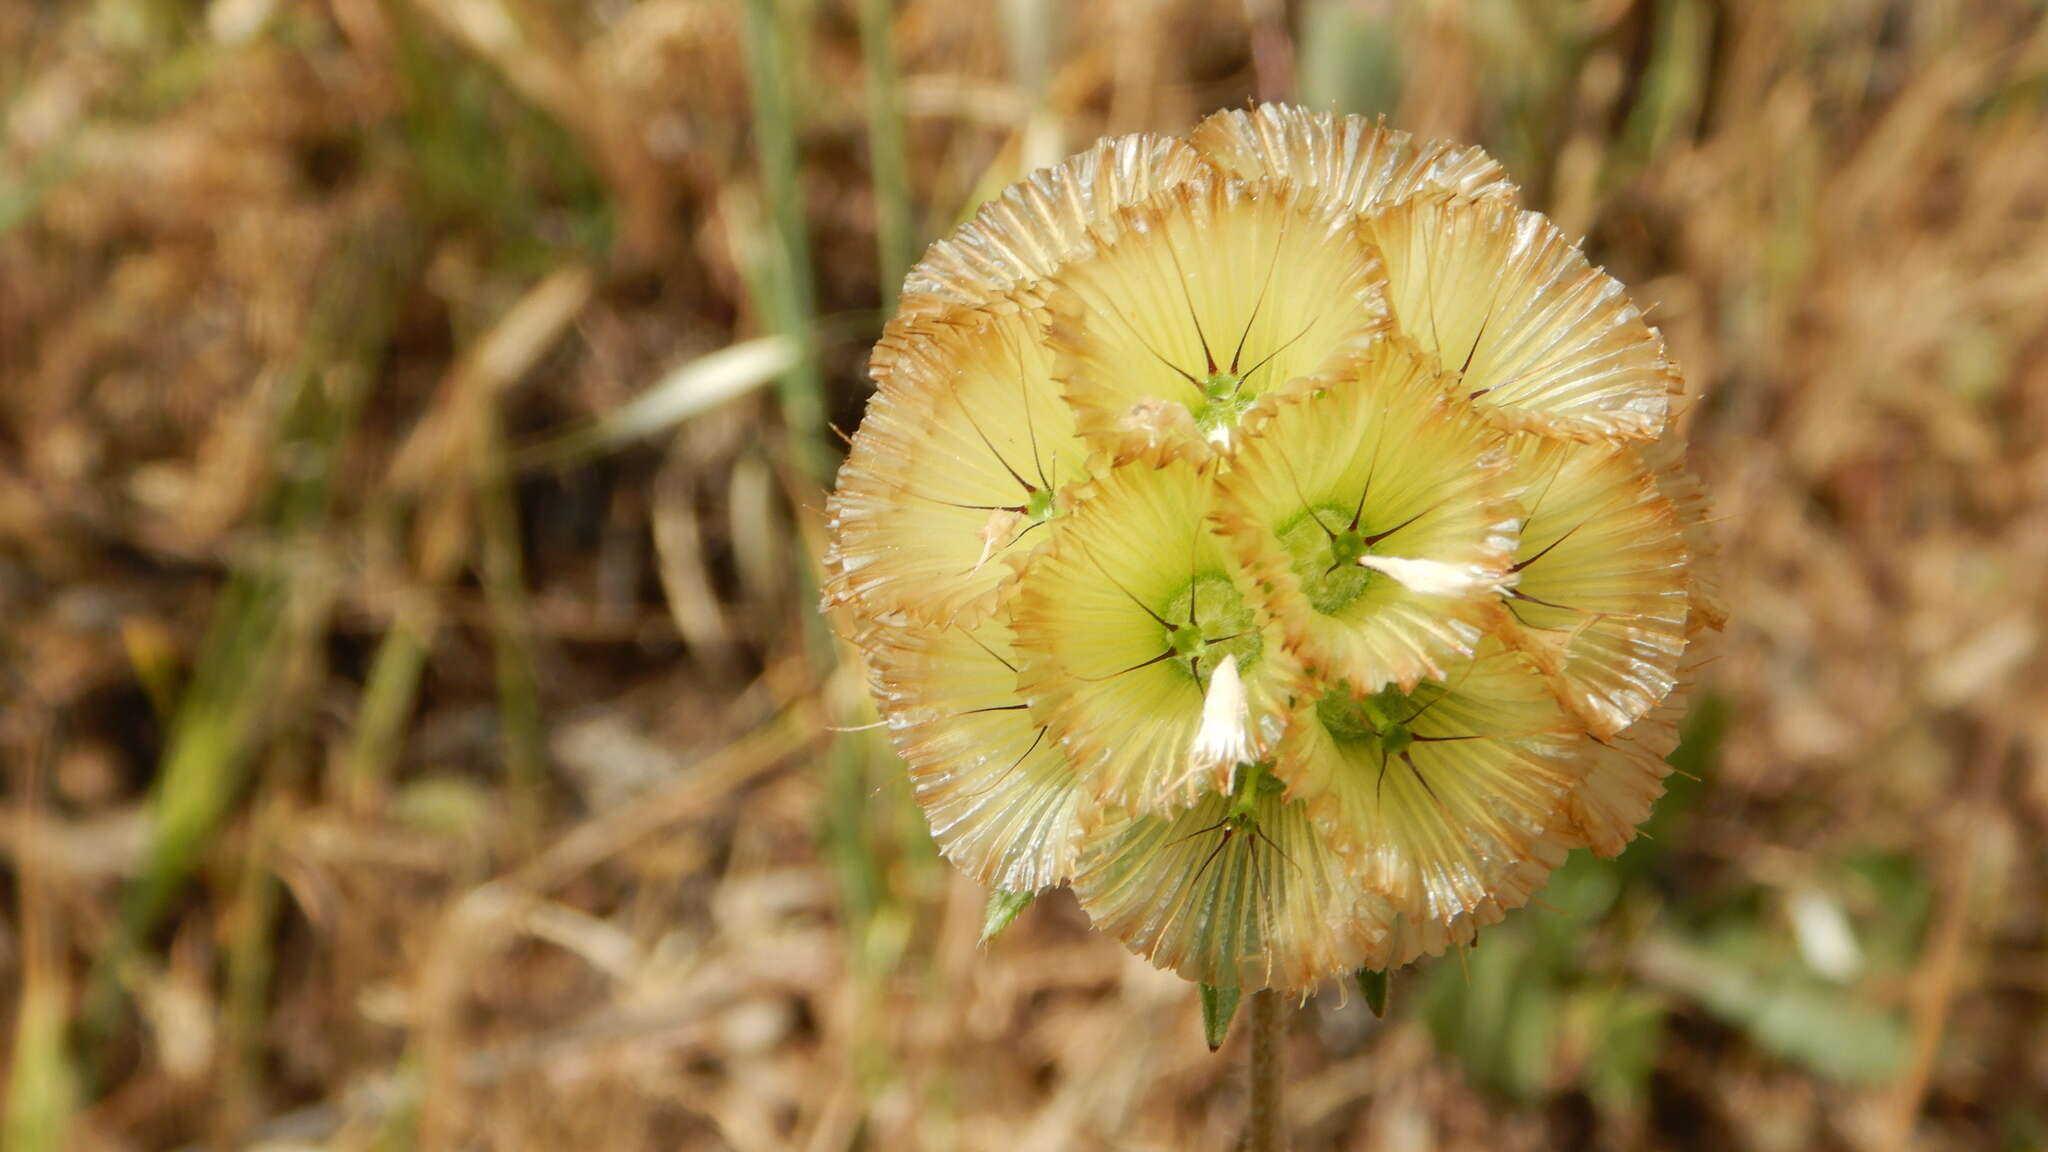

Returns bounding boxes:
[1244,989,1285,1151]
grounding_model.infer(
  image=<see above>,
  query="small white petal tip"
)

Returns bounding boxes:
[1356,554,1498,597]
[1189,654,1257,770]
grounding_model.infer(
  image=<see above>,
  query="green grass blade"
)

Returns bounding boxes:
[859,0,915,304]
[85,228,412,1035]
[741,0,830,487]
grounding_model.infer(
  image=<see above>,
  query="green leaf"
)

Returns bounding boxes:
[1621,691,1726,878]
[1637,928,1909,1083]
[1200,984,1242,1051]
[1575,988,1667,1113]
[1422,933,1561,1102]
[1841,851,1932,965]
[1355,968,1390,1018]
[1297,0,1403,117]
[979,888,1036,944]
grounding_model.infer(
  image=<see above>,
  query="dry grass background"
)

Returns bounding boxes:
[3,0,2047,1149]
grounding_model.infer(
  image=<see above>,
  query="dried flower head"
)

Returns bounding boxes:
[825,105,1721,995]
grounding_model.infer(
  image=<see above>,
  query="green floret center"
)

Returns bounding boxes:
[1277,502,1377,615]
[1225,759,1286,822]
[1331,528,1369,567]
[1025,485,1057,523]
[1314,684,1430,752]
[1159,571,1263,688]
[1190,372,1253,439]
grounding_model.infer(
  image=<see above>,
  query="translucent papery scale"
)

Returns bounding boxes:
[1071,784,1396,991]
[822,295,1088,628]
[864,618,1094,893]
[1562,672,1694,859]
[1365,197,1681,444]
[1493,436,1691,739]
[1275,640,1587,968]
[1639,432,1728,634]
[1189,104,1517,215]
[1010,458,1308,815]
[895,133,1215,321]
[1047,175,1393,469]
[1214,337,1522,695]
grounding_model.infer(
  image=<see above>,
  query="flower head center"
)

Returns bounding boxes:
[1025,485,1058,523]
[1189,373,1255,444]
[1330,528,1369,567]
[1160,572,1262,686]
[1313,685,1428,752]
[1277,504,1377,615]
[1378,722,1414,757]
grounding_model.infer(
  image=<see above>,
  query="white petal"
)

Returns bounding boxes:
[1188,654,1257,770]
[1356,554,1499,597]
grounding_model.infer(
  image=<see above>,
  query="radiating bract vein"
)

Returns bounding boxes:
[1013,458,1307,813]
[1190,104,1515,215]
[1216,338,1520,693]
[1366,198,1680,443]
[1495,436,1690,738]
[1073,785,1392,989]
[1049,176,1391,467]
[1276,641,1586,965]
[865,619,1093,892]
[897,133,1214,320]
[824,296,1087,628]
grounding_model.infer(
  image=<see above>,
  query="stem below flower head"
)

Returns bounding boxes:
[1244,989,1285,1152]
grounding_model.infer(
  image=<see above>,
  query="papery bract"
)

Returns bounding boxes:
[824,106,1722,993]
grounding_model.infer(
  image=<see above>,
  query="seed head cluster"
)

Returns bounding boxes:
[824,106,1723,993]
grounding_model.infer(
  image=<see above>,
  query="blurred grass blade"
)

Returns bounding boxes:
[353,265,591,821]
[120,616,183,723]
[859,0,915,302]
[998,0,1062,174]
[479,405,547,846]
[740,0,830,486]
[1618,0,1712,173]
[979,887,1036,944]
[1201,983,1242,1051]
[404,0,669,264]
[220,793,287,1137]
[8,722,78,1152]
[344,612,434,812]
[1296,0,1401,116]
[998,0,1050,96]
[515,335,796,469]
[0,143,77,236]
[742,12,909,1134]
[4,978,77,1152]
[86,229,411,1033]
